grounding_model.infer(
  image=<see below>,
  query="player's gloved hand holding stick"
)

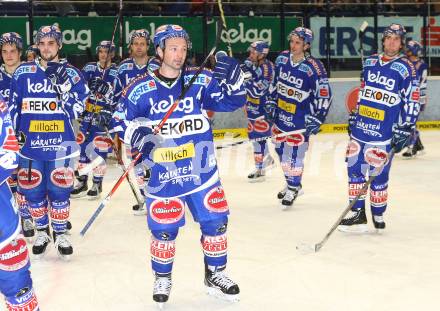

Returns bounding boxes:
[391,123,413,153]
[45,62,72,94]
[305,115,322,136]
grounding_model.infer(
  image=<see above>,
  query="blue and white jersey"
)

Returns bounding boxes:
[82,62,118,111]
[117,67,246,199]
[352,54,420,144]
[9,58,89,160]
[411,58,428,106]
[271,51,332,132]
[113,57,160,105]
[0,65,13,104]
[244,58,275,120]
[0,94,20,249]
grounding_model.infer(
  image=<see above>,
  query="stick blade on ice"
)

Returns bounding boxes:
[296,242,318,254]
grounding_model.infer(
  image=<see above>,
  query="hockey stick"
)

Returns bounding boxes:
[296,148,396,254]
[106,129,144,206]
[80,21,225,237]
[83,0,123,141]
[217,0,233,57]
[215,128,305,150]
[358,21,368,65]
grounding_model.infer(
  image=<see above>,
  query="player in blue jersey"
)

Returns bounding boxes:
[115,24,245,306]
[0,32,36,239]
[402,40,428,158]
[242,41,275,182]
[265,27,332,209]
[339,24,420,232]
[71,40,118,199]
[9,25,89,259]
[0,94,40,311]
[112,29,159,215]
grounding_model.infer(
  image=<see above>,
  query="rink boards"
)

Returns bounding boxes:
[212,77,440,137]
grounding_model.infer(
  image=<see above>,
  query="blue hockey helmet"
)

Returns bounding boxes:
[128,29,150,47]
[288,27,313,45]
[0,32,23,50]
[248,41,270,55]
[26,44,39,54]
[406,40,422,57]
[153,24,192,50]
[382,23,406,39]
[96,40,115,53]
[36,24,62,46]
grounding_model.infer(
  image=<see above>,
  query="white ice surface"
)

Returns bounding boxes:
[9,131,440,311]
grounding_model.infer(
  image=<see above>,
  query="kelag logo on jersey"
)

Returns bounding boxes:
[279,67,303,88]
[26,78,55,94]
[367,71,395,91]
[149,95,194,114]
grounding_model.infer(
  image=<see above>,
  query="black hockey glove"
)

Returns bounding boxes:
[305,115,322,136]
[391,124,413,153]
[213,51,244,93]
[89,77,113,100]
[130,126,161,164]
[263,100,278,123]
[348,113,356,136]
[45,62,72,95]
[95,109,113,128]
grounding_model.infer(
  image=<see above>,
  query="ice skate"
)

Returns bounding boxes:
[21,217,35,239]
[372,214,386,233]
[86,181,102,200]
[338,209,368,233]
[247,168,265,183]
[280,186,301,210]
[153,272,172,309]
[53,232,73,261]
[32,227,51,259]
[204,266,240,302]
[402,146,417,159]
[71,178,88,198]
[278,184,304,200]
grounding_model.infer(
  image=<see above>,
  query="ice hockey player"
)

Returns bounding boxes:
[9,25,89,259]
[265,27,332,209]
[112,29,159,215]
[25,45,39,62]
[401,40,427,158]
[0,32,35,239]
[0,93,40,311]
[71,40,117,199]
[115,24,245,307]
[242,40,275,182]
[339,24,420,232]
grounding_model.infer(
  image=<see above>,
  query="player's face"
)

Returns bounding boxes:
[383,34,402,57]
[249,49,258,62]
[161,37,187,71]
[131,37,148,58]
[289,35,306,58]
[38,37,60,62]
[1,43,21,67]
[26,51,36,62]
[98,48,111,63]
